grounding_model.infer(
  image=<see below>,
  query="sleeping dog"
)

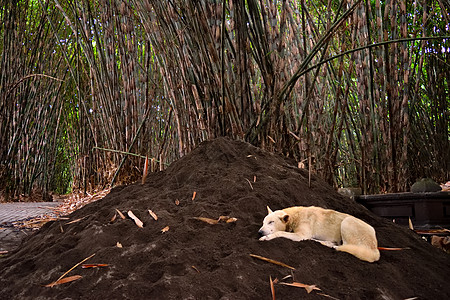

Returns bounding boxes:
[258,206,380,262]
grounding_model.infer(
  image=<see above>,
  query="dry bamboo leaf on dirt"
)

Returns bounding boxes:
[110,213,117,223]
[0,250,8,255]
[249,254,296,270]
[116,242,123,248]
[192,191,197,201]
[194,216,237,225]
[148,210,158,220]
[81,264,109,269]
[46,253,95,287]
[191,265,200,273]
[66,216,86,225]
[279,282,321,294]
[161,226,169,233]
[194,217,219,224]
[245,178,254,190]
[415,228,450,234]
[44,275,82,287]
[270,276,276,300]
[175,199,180,206]
[378,247,411,251]
[128,210,144,228]
[218,216,237,223]
[408,217,414,230]
[115,209,126,219]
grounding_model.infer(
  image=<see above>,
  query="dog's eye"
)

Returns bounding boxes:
[269,221,274,224]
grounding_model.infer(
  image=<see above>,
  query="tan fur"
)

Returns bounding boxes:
[259,206,380,263]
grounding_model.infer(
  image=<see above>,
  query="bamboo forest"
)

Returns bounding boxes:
[1,0,449,199]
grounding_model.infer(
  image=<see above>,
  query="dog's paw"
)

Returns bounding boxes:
[259,235,269,241]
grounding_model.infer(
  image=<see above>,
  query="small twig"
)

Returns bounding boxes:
[51,253,95,287]
[93,147,146,159]
[66,216,87,225]
[250,254,296,270]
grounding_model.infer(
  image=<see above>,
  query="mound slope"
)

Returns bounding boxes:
[1,137,449,299]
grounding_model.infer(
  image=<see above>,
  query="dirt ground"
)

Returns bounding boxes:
[1,137,449,299]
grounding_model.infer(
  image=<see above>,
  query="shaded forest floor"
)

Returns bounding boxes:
[1,138,449,299]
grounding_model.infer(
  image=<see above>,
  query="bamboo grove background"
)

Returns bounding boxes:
[0,0,449,199]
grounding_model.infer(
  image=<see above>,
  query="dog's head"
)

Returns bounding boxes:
[258,206,290,237]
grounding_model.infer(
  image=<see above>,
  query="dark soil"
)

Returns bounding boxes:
[1,138,449,299]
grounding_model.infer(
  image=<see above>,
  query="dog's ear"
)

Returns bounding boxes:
[280,212,289,223]
[266,206,273,214]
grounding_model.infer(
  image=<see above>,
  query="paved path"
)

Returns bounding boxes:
[0,202,59,252]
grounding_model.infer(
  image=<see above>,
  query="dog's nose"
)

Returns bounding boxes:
[258,230,264,237]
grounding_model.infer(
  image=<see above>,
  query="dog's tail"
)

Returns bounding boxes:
[336,244,380,263]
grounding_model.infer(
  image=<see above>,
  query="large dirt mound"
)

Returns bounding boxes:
[1,138,449,299]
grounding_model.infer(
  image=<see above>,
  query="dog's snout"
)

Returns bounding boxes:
[258,229,264,237]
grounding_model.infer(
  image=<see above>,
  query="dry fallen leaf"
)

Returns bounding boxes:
[194,217,219,225]
[378,247,410,251]
[253,175,257,182]
[218,216,237,223]
[281,275,292,281]
[81,264,109,269]
[408,217,414,230]
[110,213,117,223]
[128,210,144,228]
[270,276,276,300]
[161,226,169,233]
[175,199,180,206]
[245,178,253,190]
[250,254,296,270]
[116,242,123,248]
[191,265,200,273]
[192,191,197,201]
[279,282,321,294]
[115,209,126,219]
[66,217,86,225]
[45,253,95,287]
[415,228,450,234]
[194,216,238,225]
[148,210,158,221]
[45,275,82,287]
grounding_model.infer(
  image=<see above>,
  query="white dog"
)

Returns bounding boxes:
[258,206,380,262]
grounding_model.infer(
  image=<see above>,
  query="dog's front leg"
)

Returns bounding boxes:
[260,231,310,242]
